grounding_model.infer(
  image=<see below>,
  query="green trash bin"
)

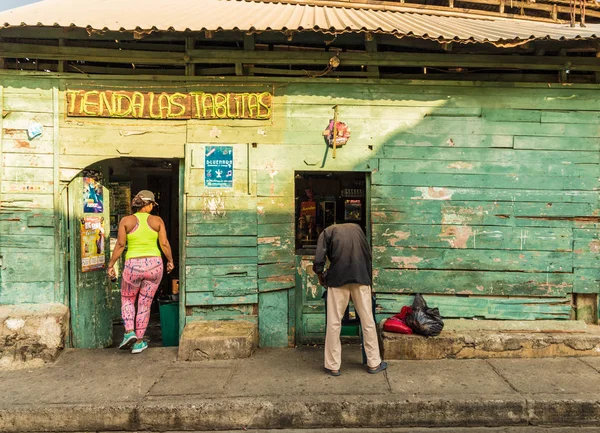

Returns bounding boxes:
[159,300,180,347]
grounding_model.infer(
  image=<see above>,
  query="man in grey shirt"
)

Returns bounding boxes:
[313,223,387,376]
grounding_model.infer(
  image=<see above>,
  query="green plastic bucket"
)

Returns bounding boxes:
[159,301,180,346]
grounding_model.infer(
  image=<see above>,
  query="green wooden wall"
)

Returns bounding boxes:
[0,79,59,305]
[1,73,600,348]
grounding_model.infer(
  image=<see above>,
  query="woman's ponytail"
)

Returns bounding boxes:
[131,194,146,213]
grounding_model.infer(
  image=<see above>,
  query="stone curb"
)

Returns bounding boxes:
[2,396,600,431]
[0,404,137,432]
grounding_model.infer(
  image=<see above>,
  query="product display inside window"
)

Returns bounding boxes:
[294,171,367,254]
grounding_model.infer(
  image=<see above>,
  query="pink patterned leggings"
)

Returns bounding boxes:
[121,257,163,339]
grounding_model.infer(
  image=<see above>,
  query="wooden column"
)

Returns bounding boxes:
[58,39,65,72]
[365,35,380,78]
[185,37,195,76]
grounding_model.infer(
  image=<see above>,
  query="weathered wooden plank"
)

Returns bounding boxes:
[372,171,598,191]
[0,215,54,236]
[374,269,573,296]
[258,262,295,279]
[186,292,258,306]
[186,305,256,321]
[372,224,573,252]
[259,274,295,292]
[0,248,55,282]
[0,282,55,304]
[186,222,258,236]
[258,242,294,265]
[2,137,53,154]
[573,239,600,268]
[2,167,54,183]
[186,246,258,258]
[514,136,600,151]
[186,264,257,279]
[574,228,600,240]
[257,222,294,239]
[185,276,257,296]
[382,146,600,164]
[373,247,573,272]
[186,256,258,266]
[257,197,295,224]
[256,170,294,197]
[2,153,54,168]
[385,134,513,148]
[371,199,513,226]
[2,91,53,113]
[541,111,600,124]
[381,118,600,138]
[60,121,186,157]
[250,143,372,172]
[375,294,571,320]
[187,210,256,225]
[186,194,257,212]
[1,180,54,194]
[378,158,598,177]
[186,236,257,248]
[574,268,600,294]
[3,112,54,128]
[0,234,54,249]
[372,185,598,203]
[482,108,541,123]
[259,290,289,347]
[0,193,54,210]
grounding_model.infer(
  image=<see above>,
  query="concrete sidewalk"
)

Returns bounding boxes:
[2,345,600,432]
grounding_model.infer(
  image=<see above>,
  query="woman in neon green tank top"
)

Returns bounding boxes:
[107,190,174,354]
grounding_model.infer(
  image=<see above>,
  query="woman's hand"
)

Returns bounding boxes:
[107,265,116,279]
[166,261,175,273]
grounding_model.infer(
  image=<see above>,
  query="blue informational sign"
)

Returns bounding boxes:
[205,145,233,188]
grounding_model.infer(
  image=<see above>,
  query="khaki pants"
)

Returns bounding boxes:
[324,283,382,370]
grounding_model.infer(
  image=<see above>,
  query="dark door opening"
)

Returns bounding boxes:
[107,157,181,348]
[69,157,181,348]
[294,171,367,255]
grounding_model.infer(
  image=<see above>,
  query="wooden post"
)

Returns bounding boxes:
[365,35,379,78]
[243,33,255,76]
[185,37,195,76]
[575,294,598,324]
[58,39,65,72]
[499,0,505,14]
[332,105,338,159]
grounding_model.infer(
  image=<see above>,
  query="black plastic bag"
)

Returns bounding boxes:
[405,294,444,337]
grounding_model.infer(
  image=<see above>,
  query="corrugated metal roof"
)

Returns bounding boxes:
[0,0,599,44]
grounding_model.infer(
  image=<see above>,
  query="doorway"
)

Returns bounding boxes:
[67,157,181,348]
[294,171,369,345]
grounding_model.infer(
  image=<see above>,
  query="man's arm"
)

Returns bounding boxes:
[313,230,328,287]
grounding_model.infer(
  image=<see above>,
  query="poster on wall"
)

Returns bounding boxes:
[80,216,106,272]
[205,145,233,188]
[83,177,104,213]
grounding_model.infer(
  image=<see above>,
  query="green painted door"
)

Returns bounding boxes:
[68,175,113,348]
[295,255,326,344]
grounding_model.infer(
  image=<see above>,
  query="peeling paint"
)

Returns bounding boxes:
[447,161,474,170]
[589,240,600,253]
[440,225,473,249]
[203,193,226,218]
[258,237,281,246]
[391,256,422,269]
[414,187,454,201]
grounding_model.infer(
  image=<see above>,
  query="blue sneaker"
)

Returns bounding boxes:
[131,340,148,354]
[119,331,136,350]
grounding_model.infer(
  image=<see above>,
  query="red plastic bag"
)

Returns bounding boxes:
[395,305,413,320]
[383,317,413,334]
[383,305,414,334]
